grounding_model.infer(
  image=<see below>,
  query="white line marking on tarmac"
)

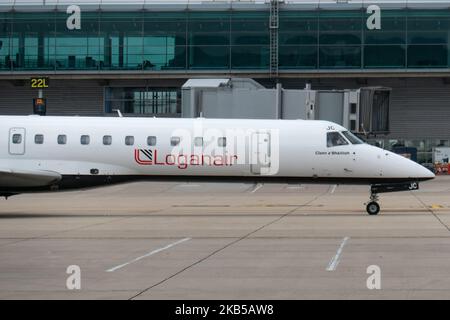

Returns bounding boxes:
[250,184,263,193]
[106,238,191,272]
[326,237,350,271]
[330,185,337,194]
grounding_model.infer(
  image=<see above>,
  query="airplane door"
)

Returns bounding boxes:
[250,132,271,174]
[9,128,26,155]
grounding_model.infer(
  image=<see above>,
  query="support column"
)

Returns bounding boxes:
[119,32,124,68]
[104,34,111,68]
[37,32,44,68]
[18,32,25,68]
[275,82,282,119]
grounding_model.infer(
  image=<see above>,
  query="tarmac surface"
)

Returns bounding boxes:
[0,177,450,300]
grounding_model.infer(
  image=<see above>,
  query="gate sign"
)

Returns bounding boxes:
[31,77,49,89]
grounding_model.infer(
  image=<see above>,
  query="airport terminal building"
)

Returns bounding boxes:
[1,0,450,163]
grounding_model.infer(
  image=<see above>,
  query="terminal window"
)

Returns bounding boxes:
[105,87,181,116]
[0,10,449,72]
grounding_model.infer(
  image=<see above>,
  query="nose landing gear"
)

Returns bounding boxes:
[366,192,380,215]
[365,181,420,215]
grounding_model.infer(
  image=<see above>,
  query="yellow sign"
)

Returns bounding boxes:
[31,77,49,89]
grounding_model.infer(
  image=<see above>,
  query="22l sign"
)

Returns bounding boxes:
[31,77,49,89]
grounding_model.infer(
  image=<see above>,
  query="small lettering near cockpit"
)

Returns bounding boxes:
[331,151,350,155]
[315,151,350,156]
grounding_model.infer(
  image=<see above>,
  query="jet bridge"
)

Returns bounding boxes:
[181,78,391,136]
[315,87,391,136]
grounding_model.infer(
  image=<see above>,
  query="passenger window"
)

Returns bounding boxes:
[58,135,67,145]
[103,135,112,145]
[80,135,90,145]
[125,136,134,146]
[327,132,348,147]
[194,137,203,147]
[218,137,227,147]
[147,136,157,146]
[171,137,181,146]
[35,134,44,144]
[12,134,22,144]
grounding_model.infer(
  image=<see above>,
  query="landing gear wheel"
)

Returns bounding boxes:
[366,201,380,215]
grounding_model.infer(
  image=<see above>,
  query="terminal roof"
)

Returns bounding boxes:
[1,1,449,13]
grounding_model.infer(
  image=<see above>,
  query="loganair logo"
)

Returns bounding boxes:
[135,149,239,170]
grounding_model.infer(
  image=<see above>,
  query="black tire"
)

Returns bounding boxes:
[366,202,380,215]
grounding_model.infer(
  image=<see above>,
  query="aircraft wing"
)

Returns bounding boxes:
[0,168,62,188]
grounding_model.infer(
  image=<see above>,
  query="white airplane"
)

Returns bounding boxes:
[0,115,434,215]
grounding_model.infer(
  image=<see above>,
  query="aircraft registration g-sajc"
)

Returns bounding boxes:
[0,115,434,215]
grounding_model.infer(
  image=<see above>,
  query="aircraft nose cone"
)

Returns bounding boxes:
[419,165,435,180]
[405,157,435,180]
[383,150,435,181]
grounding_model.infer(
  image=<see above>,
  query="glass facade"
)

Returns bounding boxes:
[105,87,181,116]
[1,9,450,71]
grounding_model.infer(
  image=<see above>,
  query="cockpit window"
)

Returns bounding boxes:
[327,132,349,147]
[341,131,364,145]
